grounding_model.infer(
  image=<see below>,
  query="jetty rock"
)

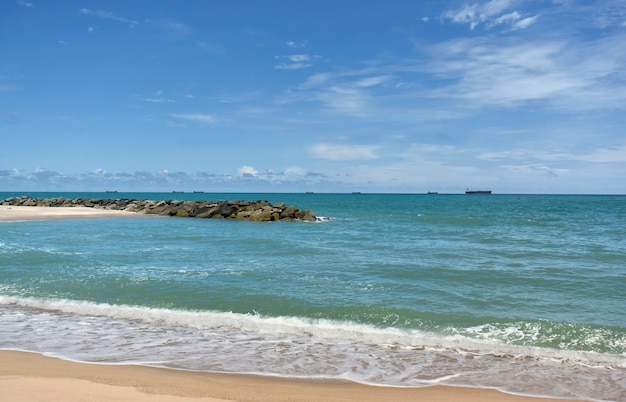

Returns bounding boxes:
[1,196,317,222]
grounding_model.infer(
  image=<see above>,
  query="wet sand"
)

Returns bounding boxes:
[0,351,577,402]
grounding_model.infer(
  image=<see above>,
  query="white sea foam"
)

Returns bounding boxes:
[1,295,624,401]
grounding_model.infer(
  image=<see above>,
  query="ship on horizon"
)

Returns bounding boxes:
[465,188,492,194]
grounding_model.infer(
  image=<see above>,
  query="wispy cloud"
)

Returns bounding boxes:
[441,0,537,30]
[513,15,538,30]
[309,143,379,161]
[287,69,395,117]
[279,21,625,124]
[141,97,175,103]
[146,19,194,40]
[420,33,626,110]
[140,90,175,103]
[286,40,307,49]
[275,54,320,70]
[17,0,34,8]
[479,145,626,164]
[79,8,140,27]
[580,145,626,163]
[169,113,216,124]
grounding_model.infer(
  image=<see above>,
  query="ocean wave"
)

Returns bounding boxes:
[1,295,624,401]
[1,295,622,367]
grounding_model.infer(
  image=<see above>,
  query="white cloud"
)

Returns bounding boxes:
[317,85,369,115]
[284,166,308,176]
[276,62,312,70]
[513,15,538,30]
[275,54,320,70]
[420,34,626,109]
[441,0,535,30]
[477,144,626,165]
[169,113,215,124]
[491,11,521,26]
[238,165,259,177]
[17,0,33,8]
[309,143,379,161]
[281,25,625,122]
[286,40,307,48]
[141,97,175,103]
[299,73,332,89]
[140,90,175,103]
[499,163,569,178]
[287,54,309,62]
[355,75,390,88]
[79,8,139,27]
[290,71,389,116]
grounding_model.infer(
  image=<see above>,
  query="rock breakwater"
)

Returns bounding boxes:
[1,196,317,222]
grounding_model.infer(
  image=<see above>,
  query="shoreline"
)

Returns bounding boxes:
[0,205,141,222]
[0,205,591,401]
[0,350,577,401]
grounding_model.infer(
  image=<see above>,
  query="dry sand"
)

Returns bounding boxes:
[0,351,576,402]
[0,205,139,221]
[0,208,577,401]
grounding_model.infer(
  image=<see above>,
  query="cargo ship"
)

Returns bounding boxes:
[465,188,492,194]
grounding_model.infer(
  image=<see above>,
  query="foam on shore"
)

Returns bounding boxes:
[0,350,575,402]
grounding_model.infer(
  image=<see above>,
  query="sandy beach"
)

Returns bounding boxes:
[0,207,580,401]
[0,205,139,222]
[0,350,576,402]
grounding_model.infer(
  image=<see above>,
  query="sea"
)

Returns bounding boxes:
[0,192,624,401]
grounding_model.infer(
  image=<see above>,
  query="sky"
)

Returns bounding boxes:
[2,0,626,194]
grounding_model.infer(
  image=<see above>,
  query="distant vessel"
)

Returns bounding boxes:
[427,191,438,194]
[352,191,361,194]
[105,190,118,193]
[465,188,492,194]
[305,191,314,194]
[172,190,185,193]
[193,190,204,193]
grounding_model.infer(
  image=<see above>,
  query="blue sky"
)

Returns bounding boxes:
[2,0,625,193]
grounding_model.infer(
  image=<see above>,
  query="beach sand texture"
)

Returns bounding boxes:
[0,205,138,221]
[0,351,575,402]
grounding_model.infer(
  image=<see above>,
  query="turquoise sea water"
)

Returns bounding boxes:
[1,192,624,401]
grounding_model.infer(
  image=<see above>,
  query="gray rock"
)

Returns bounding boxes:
[0,196,316,222]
